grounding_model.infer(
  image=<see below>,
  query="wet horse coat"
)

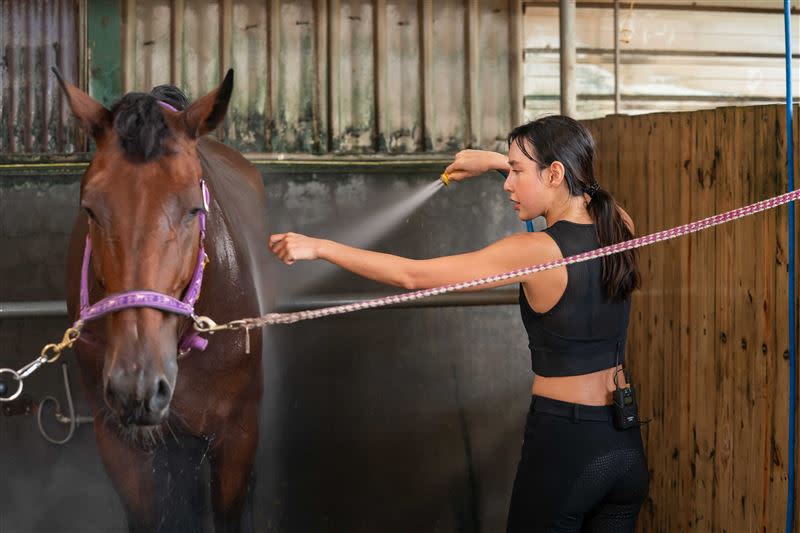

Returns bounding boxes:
[60,71,270,532]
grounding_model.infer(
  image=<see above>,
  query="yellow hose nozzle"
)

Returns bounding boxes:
[440,172,450,186]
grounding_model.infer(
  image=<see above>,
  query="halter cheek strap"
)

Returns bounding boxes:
[78,180,211,355]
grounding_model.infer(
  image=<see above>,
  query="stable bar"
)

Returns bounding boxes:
[277,288,518,312]
[0,289,519,319]
[0,300,68,318]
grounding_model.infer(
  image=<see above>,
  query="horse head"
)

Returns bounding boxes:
[56,69,233,426]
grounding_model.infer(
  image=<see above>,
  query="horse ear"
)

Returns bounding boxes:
[52,67,111,139]
[181,69,234,138]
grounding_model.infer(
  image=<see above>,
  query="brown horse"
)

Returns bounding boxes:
[58,70,270,532]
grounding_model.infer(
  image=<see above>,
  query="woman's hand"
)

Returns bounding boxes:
[443,149,509,182]
[268,232,325,265]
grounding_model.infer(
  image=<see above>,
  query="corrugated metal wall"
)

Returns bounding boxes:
[0,0,82,154]
[0,0,523,156]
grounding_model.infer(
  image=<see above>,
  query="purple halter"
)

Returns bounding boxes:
[78,179,211,355]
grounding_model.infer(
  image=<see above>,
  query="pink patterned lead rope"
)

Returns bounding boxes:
[246,187,800,328]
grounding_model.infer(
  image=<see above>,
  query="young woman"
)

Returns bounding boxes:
[268,115,649,532]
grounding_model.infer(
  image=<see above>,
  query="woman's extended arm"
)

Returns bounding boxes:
[444,149,511,182]
[268,231,555,290]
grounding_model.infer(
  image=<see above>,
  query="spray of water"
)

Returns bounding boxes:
[338,179,444,249]
[286,178,445,292]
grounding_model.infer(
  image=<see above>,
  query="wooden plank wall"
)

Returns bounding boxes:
[584,104,799,533]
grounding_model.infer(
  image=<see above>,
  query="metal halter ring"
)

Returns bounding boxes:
[193,314,250,334]
[0,368,23,402]
[192,315,219,333]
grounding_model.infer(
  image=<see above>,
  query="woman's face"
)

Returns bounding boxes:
[503,140,552,221]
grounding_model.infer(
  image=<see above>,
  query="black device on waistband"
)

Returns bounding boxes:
[612,350,640,430]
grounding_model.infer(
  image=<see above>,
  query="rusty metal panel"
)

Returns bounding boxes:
[181,0,222,96]
[272,0,327,153]
[0,0,80,155]
[1,0,518,157]
[477,0,513,151]
[87,0,123,107]
[128,0,172,92]
[126,0,221,95]
[129,0,516,155]
[227,0,268,152]
[125,0,332,153]
[329,0,375,152]
[381,0,422,153]
[427,1,468,152]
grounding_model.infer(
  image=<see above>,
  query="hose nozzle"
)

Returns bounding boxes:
[440,172,450,187]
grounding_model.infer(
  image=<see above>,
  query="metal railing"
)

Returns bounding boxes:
[0,289,519,319]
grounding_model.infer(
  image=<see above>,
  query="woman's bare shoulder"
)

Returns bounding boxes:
[490,230,563,262]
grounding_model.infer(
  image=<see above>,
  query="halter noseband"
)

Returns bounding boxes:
[78,179,211,356]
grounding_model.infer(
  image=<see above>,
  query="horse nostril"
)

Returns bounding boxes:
[148,377,171,413]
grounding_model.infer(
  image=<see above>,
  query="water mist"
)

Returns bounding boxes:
[285,177,446,293]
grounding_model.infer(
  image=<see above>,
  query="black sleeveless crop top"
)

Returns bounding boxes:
[519,221,631,377]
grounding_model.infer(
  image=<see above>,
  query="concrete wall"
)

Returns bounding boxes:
[0,160,534,532]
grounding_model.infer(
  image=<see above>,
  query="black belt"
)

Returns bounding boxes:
[531,395,614,422]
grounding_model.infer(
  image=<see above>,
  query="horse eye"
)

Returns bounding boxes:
[83,206,97,221]
[188,207,205,218]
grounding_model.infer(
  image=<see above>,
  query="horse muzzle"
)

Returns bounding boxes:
[104,364,174,426]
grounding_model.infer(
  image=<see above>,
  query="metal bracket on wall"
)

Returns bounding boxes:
[1,361,93,446]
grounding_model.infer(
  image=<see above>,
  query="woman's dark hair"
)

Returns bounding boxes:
[508,115,640,301]
[150,84,190,111]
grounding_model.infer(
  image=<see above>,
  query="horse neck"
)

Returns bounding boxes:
[196,144,271,321]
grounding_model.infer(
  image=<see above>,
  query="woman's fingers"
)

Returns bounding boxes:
[444,151,468,174]
[443,149,498,182]
[268,232,293,264]
[275,241,295,265]
[444,161,459,175]
[277,244,294,265]
[268,233,286,247]
[447,170,469,182]
[267,232,318,265]
[444,165,469,181]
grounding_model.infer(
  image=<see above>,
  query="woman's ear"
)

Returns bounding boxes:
[547,161,567,188]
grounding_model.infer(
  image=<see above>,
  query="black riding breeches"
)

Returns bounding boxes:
[506,395,649,533]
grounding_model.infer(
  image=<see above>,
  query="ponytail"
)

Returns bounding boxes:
[585,186,640,301]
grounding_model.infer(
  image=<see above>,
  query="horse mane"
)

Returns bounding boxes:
[109,85,193,162]
[110,93,173,162]
[150,84,190,111]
